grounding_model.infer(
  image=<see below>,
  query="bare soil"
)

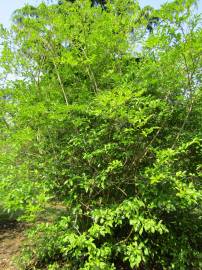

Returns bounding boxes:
[0,221,25,270]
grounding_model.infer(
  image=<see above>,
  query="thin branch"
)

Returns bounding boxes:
[42,38,69,105]
[80,13,99,94]
[52,59,69,105]
[81,47,98,94]
[171,51,197,148]
[133,92,172,165]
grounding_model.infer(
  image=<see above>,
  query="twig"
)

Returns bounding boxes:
[117,186,128,197]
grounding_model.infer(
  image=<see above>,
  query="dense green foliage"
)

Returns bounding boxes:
[0,0,202,269]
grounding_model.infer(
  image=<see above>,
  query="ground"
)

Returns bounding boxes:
[0,220,24,270]
[0,204,67,269]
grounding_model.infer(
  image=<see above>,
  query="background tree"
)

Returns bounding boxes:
[0,0,202,269]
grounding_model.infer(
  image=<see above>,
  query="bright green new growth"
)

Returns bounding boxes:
[0,0,202,269]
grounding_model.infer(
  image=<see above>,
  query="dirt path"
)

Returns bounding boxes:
[0,221,25,270]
